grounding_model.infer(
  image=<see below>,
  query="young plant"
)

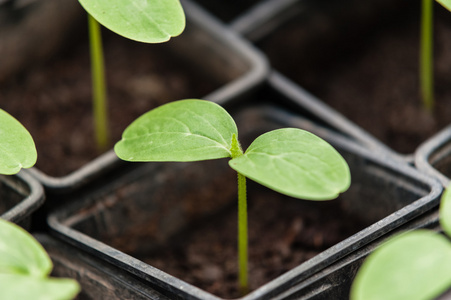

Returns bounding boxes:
[350,186,451,300]
[114,99,351,293]
[0,219,80,300]
[0,109,37,174]
[77,0,186,150]
[0,110,79,298]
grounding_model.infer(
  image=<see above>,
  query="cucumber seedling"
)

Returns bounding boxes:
[77,0,186,150]
[114,99,351,293]
[0,110,79,299]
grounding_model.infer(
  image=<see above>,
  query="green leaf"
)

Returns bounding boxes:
[229,128,350,200]
[0,219,80,299]
[115,99,238,162]
[440,186,451,237]
[0,219,52,277]
[351,230,451,300]
[437,0,451,11]
[0,274,80,300]
[0,109,37,175]
[78,0,185,43]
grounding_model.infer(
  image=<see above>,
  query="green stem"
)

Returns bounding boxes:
[237,172,248,295]
[88,14,109,151]
[420,0,434,112]
[230,134,248,294]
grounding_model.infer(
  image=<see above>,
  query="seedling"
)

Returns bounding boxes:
[77,0,186,150]
[0,111,79,298]
[0,219,80,299]
[350,186,451,300]
[0,109,36,174]
[114,99,351,293]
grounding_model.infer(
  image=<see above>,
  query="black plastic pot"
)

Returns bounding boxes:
[270,207,442,299]
[415,125,451,188]
[47,92,442,299]
[36,234,174,300]
[0,170,45,228]
[15,0,268,194]
[230,0,451,162]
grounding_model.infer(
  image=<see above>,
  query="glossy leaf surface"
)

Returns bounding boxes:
[351,230,451,300]
[0,109,37,175]
[229,128,350,200]
[78,0,185,43]
[115,99,237,162]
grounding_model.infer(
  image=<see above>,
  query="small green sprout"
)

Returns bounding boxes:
[0,109,36,175]
[114,99,351,293]
[350,187,451,300]
[0,219,80,300]
[77,0,186,150]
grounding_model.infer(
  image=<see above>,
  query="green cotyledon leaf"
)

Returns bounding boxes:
[78,0,185,43]
[437,0,451,11]
[115,99,237,162]
[0,219,52,277]
[0,274,80,300]
[0,219,80,299]
[229,128,350,200]
[0,109,37,175]
[351,230,451,300]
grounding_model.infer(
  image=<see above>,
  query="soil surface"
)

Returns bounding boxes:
[0,26,222,176]
[259,1,451,154]
[124,183,369,299]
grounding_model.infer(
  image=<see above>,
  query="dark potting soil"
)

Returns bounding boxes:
[259,1,451,154]
[127,183,369,299]
[0,28,221,177]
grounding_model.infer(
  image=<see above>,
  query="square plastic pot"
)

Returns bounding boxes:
[231,0,451,162]
[415,125,451,188]
[14,0,268,194]
[47,101,441,299]
[0,171,45,229]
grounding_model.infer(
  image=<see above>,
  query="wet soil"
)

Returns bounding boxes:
[122,183,369,299]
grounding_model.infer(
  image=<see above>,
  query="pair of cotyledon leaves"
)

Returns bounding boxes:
[351,188,451,300]
[115,99,351,201]
[78,0,185,43]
